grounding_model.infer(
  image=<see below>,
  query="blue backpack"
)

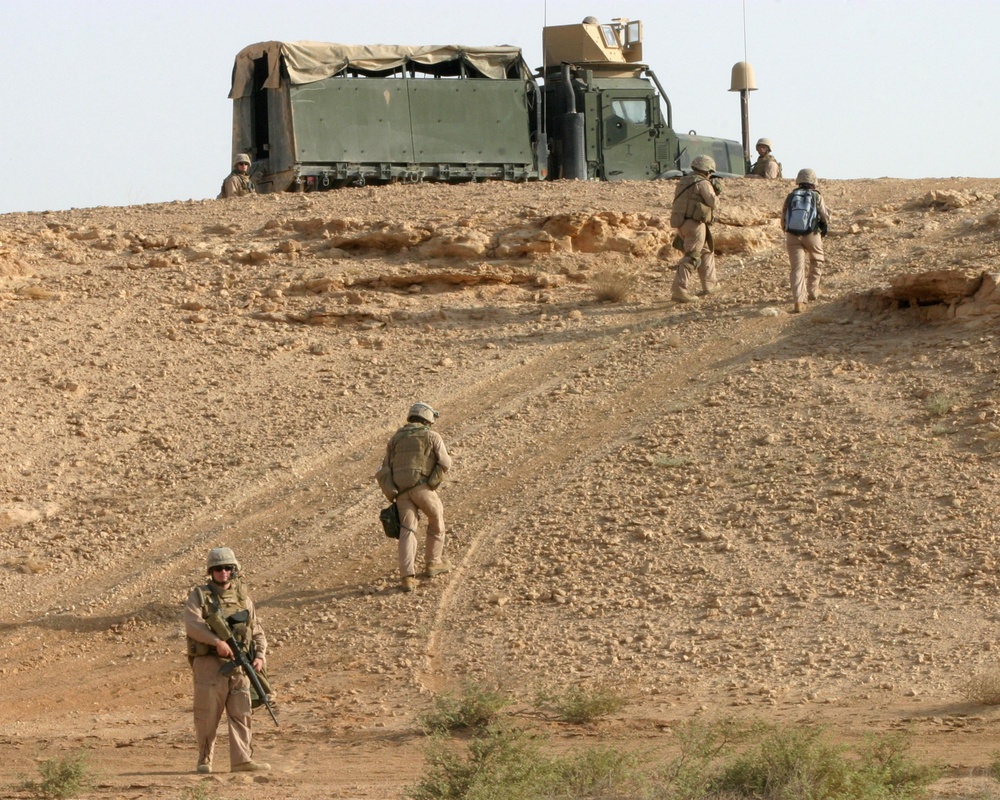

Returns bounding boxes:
[785,188,818,235]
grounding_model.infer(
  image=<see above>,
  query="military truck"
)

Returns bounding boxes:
[227,17,744,193]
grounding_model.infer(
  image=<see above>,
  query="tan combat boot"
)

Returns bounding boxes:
[232,760,271,773]
[426,562,451,578]
[401,575,417,592]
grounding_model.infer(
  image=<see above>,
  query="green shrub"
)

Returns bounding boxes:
[20,752,93,800]
[534,682,629,724]
[410,723,554,800]
[555,746,653,800]
[713,725,937,800]
[924,392,955,417]
[856,731,940,795]
[659,717,763,800]
[989,751,1000,784]
[411,724,655,800]
[419,680,514,733]
[409,717,938,800]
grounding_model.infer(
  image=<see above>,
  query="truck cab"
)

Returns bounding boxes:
[538,18,745,180]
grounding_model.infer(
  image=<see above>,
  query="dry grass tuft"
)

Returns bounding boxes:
[590,267,640,302]
[18,286,60,301]
[925,392,956,417]
[963,670,1000,705]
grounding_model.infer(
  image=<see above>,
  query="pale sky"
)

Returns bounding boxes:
[1,0,996,213]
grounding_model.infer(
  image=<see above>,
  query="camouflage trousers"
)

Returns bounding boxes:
[191,655,254,768]
[786,231,825,303]
[397,483,446,577]
[672,219,717,297]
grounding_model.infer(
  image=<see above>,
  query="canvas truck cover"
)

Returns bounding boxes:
[229,41,532,98]
[228,40,542,191]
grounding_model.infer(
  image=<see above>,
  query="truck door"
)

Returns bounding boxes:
[599,92,658,180]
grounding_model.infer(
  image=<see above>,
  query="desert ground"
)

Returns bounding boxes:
[1,174,999,799]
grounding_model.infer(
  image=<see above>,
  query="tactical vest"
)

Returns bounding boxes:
[670,174,714,227]
[752,154,782,179]
[389,424,436,491]
[218,173,255,198]
[186,579,253,658]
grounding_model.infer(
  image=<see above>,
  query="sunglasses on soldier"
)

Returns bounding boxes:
[211,565,235,573]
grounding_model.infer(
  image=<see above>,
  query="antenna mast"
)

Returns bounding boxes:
[728,0,757,170]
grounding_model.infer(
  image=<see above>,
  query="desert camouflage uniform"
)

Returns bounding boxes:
[183,580,266,770]
[750,153,781,179]
[383,422,452,578]
[670,174,719,299]
[218,171,255,199]
[782,189,832,305]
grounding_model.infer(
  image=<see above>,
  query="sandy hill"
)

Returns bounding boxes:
[0,177,999,798]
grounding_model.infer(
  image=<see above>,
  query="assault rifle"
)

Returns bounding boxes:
[205,609,279,726]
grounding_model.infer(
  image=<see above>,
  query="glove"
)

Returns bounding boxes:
[710,178,723,195]
[427,464,445,490]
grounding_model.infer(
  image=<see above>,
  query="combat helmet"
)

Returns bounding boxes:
[234,153,251,167]
[690,155,716,174]
[755,137,773,150]
[206,546,241,574]
[408,402,439,425]
[796,168,817,185]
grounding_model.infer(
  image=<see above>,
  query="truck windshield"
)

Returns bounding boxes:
[610,99,648,125]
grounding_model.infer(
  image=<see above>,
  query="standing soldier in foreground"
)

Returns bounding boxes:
[748,137,782,179]
[183,547,272,774]
[381,403,453,592]
[782,168,832,313]
[218,154,256,198]
[670,154,721,303]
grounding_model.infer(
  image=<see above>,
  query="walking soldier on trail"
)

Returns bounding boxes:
[670,154,721,303]
[381,403,453,592]
[782,168,832,314]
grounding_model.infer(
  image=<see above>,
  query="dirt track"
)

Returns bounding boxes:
[1,177,1000,798]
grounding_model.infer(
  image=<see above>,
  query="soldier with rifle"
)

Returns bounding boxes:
[183,547,276,774]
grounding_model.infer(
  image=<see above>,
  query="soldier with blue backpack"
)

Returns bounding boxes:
[782,168,831,313]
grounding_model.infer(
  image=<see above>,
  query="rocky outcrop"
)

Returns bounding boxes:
[855,269,1000,319]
